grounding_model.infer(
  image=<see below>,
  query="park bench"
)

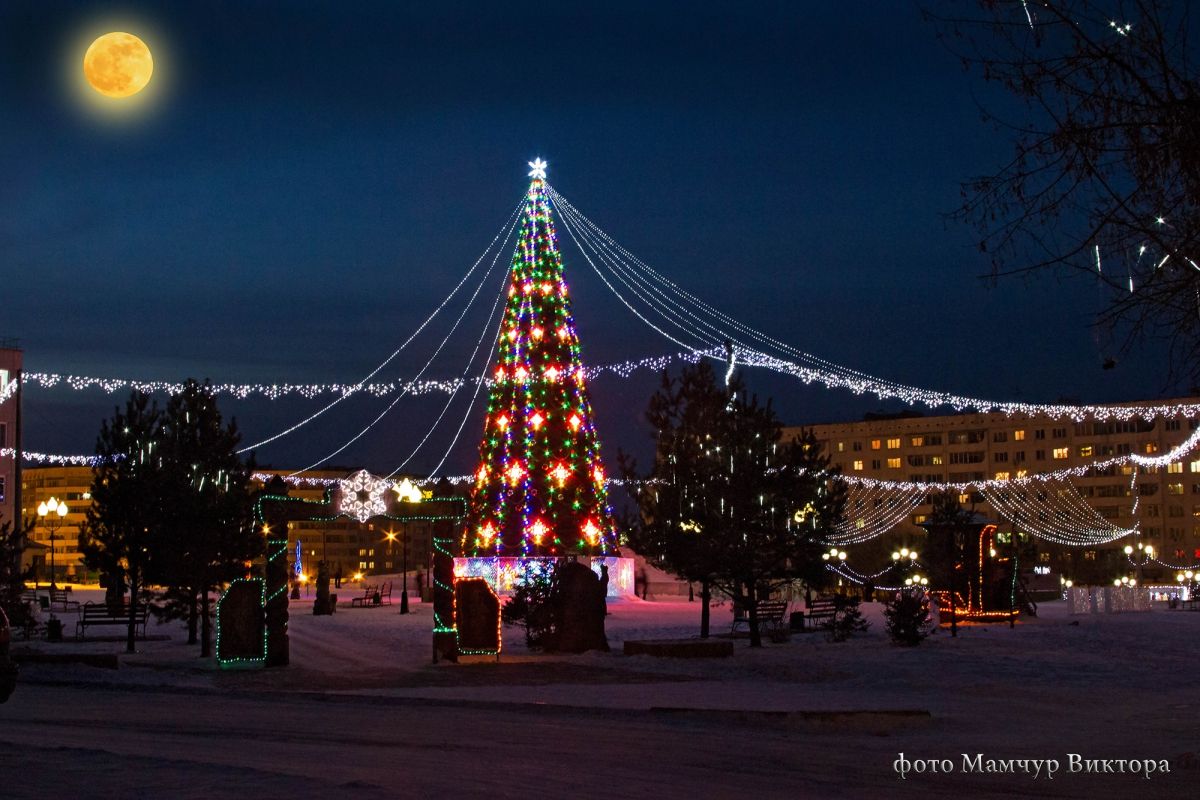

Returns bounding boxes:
[75,603,149,640]
[731,600,789,639]
[19,590,38,606]
[350,585,378,608]
[50,587,79,612]
[377,582,393,606]
[799,596,838,632]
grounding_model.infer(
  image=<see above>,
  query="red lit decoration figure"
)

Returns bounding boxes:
[464,160,617,558]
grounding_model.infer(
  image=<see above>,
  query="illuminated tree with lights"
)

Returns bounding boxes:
[623,362,845,647]
[464,160,617,557]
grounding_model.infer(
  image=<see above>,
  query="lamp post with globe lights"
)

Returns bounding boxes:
[36,497,68,589]
[393,478,423,615]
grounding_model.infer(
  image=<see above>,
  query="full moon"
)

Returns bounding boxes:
[83,32,154,98]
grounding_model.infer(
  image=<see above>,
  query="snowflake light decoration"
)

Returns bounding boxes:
[337,469,390,523]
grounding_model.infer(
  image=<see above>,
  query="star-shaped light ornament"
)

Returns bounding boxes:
[337,469,390,523]
[528,158,548,180]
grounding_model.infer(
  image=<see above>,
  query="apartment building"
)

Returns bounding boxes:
[789,397,1200,584]
[20,466,444,584]
[0,340,20,530]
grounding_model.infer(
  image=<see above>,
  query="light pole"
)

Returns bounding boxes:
[36,496,68,589]
[392,477,423,614]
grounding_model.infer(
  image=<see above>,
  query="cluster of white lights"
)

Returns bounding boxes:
[985,480,1133,546]
[0,447,101,466]
[548,185,1200,425]
[335,469,391,523]
[828,483,927,545]
[0,351,708,410]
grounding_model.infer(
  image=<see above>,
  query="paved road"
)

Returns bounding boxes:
[1,682,1191,799]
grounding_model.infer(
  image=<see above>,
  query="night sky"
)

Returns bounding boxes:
[0,1,1178,476]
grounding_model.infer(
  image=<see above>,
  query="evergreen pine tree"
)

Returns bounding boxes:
[625,362,845,646]
[79,391,166,654]
[884,590,931,647]
[822,594,870,643]
[465,163,616,558]
[156,380,259,657]
[0,516,34,633]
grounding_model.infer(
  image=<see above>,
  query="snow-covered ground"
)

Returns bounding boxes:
[4,588,1199,798]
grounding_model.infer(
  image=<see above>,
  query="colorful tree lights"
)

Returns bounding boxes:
[464,166,617,557]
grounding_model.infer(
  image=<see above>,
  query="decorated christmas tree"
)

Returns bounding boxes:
[464,160,617,558]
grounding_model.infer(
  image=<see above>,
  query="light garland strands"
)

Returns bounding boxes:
[464,163,618,558]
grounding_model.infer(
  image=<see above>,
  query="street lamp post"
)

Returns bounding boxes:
[401,529,410,614]
[36,496,69,589]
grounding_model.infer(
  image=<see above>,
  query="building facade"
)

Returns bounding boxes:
[19,465,440,585]
[790,398,1200,585]
[0,341,21,531]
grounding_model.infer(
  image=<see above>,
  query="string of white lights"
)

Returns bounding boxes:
[234,198,525,454]
[840,425,1200,493]
[4,350,705,405]
[288,211,519,476]
[984,479,1134,546]
[551,186,941,400]
[384,256,511,479]
[0,447,101,466]
[554,194,728,353]
[549,185,1200,423]
[829,484,928,545]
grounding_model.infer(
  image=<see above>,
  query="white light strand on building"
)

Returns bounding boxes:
[840,424,1200,493]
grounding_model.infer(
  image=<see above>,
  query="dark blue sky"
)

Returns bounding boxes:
[1,1,1177,475]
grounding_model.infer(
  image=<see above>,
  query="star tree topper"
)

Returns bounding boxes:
[528,158,548,180]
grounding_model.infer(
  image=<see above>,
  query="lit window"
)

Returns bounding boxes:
[913,514,927,525]
[994,471,1010,481]
[1016,469,1028,479]
[1052,448,1069,460]
[1145,443,1159,454]
[887,438,901,450]
[1190,460,1200,473]
[1078,445,1093,457]
[1014,430,1026,441]
[887,458,901,469]
[1168,483,1184,496]
[1168,462,1183,474]
[852,460,863,471]
[911,436,924,447]
[871,439,882,450]
[837,442,845,452]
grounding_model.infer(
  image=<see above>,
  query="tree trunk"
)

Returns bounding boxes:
[200,588,212,658]
[187,590,198,645]
[949,550,958,638]
[747,585,762,648]
[125,566,138,655]
[699,580,711,639]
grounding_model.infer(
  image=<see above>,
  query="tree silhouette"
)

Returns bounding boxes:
[623,362,844,646]
[79,392,165,653]
[928,1,1200,379]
